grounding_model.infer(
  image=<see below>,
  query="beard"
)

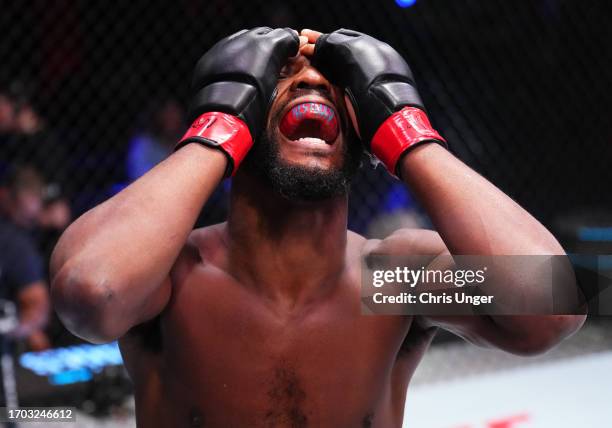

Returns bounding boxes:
[241,111,363,202]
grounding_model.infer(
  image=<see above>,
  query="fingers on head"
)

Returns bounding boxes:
[300,44,315,57]
[300,29,323,43]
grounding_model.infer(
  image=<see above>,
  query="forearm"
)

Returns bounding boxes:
[13,307,49,339]
[12,283,50,339]
[400,144,563,256]
[51,144,226,338]
[400,144,585,351]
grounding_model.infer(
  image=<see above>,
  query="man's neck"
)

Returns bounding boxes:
[227,173,349,310]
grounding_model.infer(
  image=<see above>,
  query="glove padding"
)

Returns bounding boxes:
[189,27,299,139]
[178,27,299,176]
[312,29,445,176]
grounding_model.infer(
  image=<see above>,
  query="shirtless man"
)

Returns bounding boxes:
[50,28,585,427]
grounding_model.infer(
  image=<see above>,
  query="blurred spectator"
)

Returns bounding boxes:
[0,93,17,177]
[0,92,16,136]
[126,99,184,181]
[0,165,44,228]
[0,165,51,350]
[37,182,71,263]
[36,183,75,348]
[11,98,49,168]
[14,101,45,136]
[366,181,429,238]
[0,92,59,182]
[125,98,230,227]
[39,194,71,230]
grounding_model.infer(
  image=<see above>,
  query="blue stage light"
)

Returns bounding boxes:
[396,0,417,8]
[20,342,123,377]
[50,368,93,385]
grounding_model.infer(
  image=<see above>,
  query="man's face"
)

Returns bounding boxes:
[12,189,43,228]
[242,55,362,201]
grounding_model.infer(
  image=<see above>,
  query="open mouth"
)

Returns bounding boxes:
[279,101,339,145]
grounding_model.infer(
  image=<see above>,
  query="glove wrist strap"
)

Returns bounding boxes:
[371,107,446,177]
[175,112,253,177]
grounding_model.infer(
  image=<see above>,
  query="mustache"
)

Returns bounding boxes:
[289,88,336,105]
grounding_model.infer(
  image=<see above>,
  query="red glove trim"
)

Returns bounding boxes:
[175,112,253,176]
[371,107,446,177]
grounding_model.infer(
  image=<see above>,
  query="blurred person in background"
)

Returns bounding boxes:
[0,91,55,178]
[13,100,45,136]
[0,92,16,137]
[37,183,72,262]
[0,92,17,176]
[0,165,51,352]
[11,98,51,172]
[126,98,185,181]
[36,183,74,348]
[0,83,70,190]
[126,98,229,227]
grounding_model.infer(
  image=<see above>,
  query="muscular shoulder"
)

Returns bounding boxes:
[363,228,446,258]
[187,223,228,259]
[172,222,228,278]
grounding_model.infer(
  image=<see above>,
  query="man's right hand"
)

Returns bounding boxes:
[176,27,300,176]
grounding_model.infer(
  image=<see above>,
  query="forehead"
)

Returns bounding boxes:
[272,55,347,116]
[277,56,342,96]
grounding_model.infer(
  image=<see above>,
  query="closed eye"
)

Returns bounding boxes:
[279,56,307,79]
[279,65,291,79]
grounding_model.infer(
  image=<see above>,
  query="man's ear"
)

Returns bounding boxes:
[344,93,361,139]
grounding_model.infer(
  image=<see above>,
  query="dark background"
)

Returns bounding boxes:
[1,0,611,232]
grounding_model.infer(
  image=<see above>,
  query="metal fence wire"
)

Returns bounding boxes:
[1,0,611,237]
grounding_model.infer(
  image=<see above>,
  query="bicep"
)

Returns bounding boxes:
[132,234,200,326]
[367,228,447,258]
[133,275,172,325]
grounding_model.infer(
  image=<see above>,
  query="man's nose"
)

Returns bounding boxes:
[290,65,332,94]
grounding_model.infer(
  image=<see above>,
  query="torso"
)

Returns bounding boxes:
[119,223,437,428]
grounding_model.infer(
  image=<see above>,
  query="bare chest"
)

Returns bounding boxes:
[125,265,416,427]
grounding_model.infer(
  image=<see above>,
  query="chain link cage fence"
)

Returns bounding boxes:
[1,0,610,314]
[1,0,611,234]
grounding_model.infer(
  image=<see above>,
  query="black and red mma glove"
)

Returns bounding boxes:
[311,29,446,177]
[176,27,299,176]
